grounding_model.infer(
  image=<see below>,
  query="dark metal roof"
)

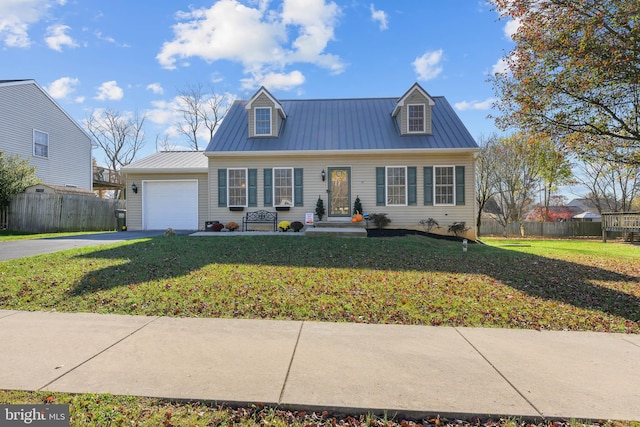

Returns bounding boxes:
[205,96,478,153]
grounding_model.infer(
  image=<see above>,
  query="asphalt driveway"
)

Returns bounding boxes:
[0,230,193,261]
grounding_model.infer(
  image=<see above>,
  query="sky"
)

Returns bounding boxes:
[0,0,516,164]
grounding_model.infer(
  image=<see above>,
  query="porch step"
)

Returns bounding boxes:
[313,221,366,228]
[305,227,368,238]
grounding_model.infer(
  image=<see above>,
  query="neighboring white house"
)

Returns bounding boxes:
[123,83,480,238]
[0,79,93,190]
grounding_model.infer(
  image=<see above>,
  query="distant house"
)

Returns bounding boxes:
[0,79,93,190]
[123,83,479,238]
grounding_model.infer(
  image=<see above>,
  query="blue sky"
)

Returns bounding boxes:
[1,0,515,163]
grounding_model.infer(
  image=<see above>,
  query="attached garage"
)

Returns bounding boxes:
[121,151,209,231]
[143,180,198,230]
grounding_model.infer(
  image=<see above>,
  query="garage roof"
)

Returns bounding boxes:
[122,151,208,174]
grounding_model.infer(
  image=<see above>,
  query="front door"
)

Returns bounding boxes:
[328,167,351,217]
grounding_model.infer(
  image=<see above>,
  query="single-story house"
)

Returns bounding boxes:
[123,83,479,239]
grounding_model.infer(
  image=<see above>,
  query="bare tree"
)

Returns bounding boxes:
[491,133,542,236]
[155,134,176,152]
[175,82,231,151]
[86,109,146,172]
[475,134,500,236]
[575,155,640,213]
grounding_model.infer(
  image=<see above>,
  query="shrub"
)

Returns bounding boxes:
[225,221,239,231]
[419,218,439,232]
[211,223,224,232]
[290,221,304,232]
[369,213,391,229]
[448,222,468,236]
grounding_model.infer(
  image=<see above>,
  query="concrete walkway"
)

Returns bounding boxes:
[0,310,638,421]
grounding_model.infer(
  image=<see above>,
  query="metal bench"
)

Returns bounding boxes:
[242,210,278,232]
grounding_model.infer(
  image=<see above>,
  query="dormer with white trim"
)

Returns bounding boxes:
[391,82,435,135]
[245,86,287,138]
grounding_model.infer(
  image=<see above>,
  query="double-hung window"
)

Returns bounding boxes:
[407,104,425,133]
[273,167,293,206]
[434,166,455,205]
[228,168,247,207]
[33,129,49,158]
[386,166,407,206]
[255,107,272,136]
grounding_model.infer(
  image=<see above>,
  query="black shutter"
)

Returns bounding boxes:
[263,168,273,206]
[408,167,417,206]
[248,169,257,207]
[455,166,465,205]
[218,169,227,207]
[376,167,385,206]
[294,168,303,206]
[423,166,433,206]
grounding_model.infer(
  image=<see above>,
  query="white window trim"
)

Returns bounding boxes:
[254,107,272,136]
[434,165,456,206]
[273,167,294,207]
[33,129,49,158]
[227,168,248,207]
[407,104,426,134]
[385,166,408,207]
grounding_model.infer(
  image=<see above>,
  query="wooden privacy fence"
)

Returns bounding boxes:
[480,220,602,238]
[5,193,126,233]
[601,212,640,242]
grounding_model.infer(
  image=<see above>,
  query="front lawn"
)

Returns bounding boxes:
[1,235,637,333]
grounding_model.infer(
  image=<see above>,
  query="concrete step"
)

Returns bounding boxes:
[314,221,366,229]
[304,227,368,238]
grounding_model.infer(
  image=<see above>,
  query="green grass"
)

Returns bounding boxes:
[0,390,637,427]
[1,235,638,333]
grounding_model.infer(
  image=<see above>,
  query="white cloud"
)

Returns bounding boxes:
[504,18,520,39]
[146,83,164,95]
[157,0,343,90]
[412,49,444,81]
[45,24,77,51]
[0,0,61,48]
[369,4,388,31]
[492,57,509,74]
[95,81,124,101]
[455,97,497,111]
[240,70,305,91]
[46,76,79,99]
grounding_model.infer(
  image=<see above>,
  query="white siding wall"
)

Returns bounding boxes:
[0,83,92,190]
[125,173,209,231]
[208,152,477,239]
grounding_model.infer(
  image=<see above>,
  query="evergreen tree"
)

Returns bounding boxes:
[315,196,325,221]
[353,195,363,215]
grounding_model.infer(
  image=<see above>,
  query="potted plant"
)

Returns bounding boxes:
[211,223,224,232]
[315,196,325,221]
[290,221,304,232]
[225,221,239,231]
[278,220,291,232]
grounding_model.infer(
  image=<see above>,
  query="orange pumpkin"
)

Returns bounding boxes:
[352,214,363,222]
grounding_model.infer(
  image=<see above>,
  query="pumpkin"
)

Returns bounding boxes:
[352,214,363,222]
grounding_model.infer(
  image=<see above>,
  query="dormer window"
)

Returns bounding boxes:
[408,104,425,133]
[255,107,272,136]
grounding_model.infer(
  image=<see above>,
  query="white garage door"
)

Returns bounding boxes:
[143,180,198,230]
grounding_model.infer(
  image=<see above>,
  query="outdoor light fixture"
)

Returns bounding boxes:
[131,183,138,194]
[321,169,326,181]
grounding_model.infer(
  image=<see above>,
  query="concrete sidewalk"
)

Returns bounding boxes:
[0,310,638,421]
